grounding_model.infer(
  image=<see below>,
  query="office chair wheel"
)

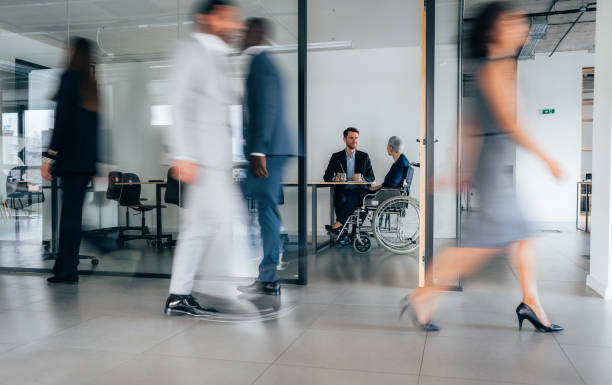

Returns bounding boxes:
[91,258,99,266]
[353,234,371,253]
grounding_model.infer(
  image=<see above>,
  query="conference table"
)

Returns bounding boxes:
[282,181,371,253]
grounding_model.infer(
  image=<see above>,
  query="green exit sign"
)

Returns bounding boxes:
[541,109,556,115]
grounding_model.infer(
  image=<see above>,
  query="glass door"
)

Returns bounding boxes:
[422,0,462,288]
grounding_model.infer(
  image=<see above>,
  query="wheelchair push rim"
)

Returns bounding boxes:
[372,196,420,254]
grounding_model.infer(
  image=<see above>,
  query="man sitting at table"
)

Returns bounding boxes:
[326,136,410,233]
[323,127,375,220]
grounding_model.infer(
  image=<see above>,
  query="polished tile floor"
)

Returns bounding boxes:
[0,225,608,385]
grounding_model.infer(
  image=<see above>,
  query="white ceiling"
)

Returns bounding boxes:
[0,0,596,69]
[0,0,421,66]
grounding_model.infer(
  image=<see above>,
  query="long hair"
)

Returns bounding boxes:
[67,37,99,111]
[468,1,514,59]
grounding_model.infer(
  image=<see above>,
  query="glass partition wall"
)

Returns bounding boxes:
[0,0,305,283]
[0,0,465,288]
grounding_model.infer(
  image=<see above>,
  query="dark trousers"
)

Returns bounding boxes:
[243,156,288,283]
[334,188,352,220]
[337,188,371,224]
[51,174,90,278]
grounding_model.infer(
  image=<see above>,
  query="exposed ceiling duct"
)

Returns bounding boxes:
[518,16,549,60]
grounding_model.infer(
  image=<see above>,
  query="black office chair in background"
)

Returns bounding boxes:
[117,173,157,247]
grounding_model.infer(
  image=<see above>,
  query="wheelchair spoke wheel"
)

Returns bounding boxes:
[353,234,371,253]
[372,196,420,254]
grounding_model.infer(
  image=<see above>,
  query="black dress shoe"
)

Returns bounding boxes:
[237,281,281,296]
[325,225,341,234]
[164,294,218,317]
[516,303,563,332]
[47,275,79,284]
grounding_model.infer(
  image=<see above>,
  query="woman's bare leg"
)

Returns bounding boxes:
[513,238,551,326]
[410,246,499,324]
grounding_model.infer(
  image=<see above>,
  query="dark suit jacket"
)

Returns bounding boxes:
[323,150,375,204]
[46,70,99,176]
[382,154,410,188]
[244,52,293,157]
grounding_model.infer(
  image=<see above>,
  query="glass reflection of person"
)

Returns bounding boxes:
[401,2,564,333]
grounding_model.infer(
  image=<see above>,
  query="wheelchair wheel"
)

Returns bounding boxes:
[353,234,371,253]
[372,196,420,254]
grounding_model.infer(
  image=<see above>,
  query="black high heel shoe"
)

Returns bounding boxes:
[516,303,563,332]
[399,296,440,332]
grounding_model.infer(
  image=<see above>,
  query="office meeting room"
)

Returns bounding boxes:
[4,1,612,385]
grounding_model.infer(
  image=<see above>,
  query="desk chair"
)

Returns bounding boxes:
[84,171,143,235]
[117,173,170,247]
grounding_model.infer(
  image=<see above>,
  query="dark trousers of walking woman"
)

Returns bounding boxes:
[51,174,90,279]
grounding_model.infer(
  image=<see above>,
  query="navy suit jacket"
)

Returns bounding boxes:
[244,52,293,157]
[382,154,410,188]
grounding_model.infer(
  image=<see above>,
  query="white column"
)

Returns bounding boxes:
[587,0,612,298]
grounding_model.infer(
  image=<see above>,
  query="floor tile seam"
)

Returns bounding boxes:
[136,320,202,356]
[0,341,145,357]
[307,324,425,336]
[79,350,168,385]
[416,331,429,384]
[248,325,312,385]
[0,312,104,346]
[257,361,422,377]
[417,373,564,385]
[421,332,560,345]
[131,350,276,366]
[556,342,612,349]
[299,302,335,329]
[301,324,430,338]
[553,335,588,385]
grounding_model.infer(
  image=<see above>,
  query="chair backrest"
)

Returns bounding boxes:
[403,166,414,196]
[118,173,141,206]
[164,167,185,207]
[106,171,123,200]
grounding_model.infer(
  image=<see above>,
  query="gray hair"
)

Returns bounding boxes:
[387,136,404,153]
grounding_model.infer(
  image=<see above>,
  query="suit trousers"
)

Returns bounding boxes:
[244,156,288,283]
[169,167,237,295]
[52,174,90,277]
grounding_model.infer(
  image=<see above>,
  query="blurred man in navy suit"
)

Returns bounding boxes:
[238,18,293,296]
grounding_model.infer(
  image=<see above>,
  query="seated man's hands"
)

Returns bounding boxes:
[369,184,382,192]
[351,173,363,182]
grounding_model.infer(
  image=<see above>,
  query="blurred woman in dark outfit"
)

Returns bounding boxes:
[42,37,99,284]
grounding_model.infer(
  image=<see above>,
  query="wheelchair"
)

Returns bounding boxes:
[331,165,420,254]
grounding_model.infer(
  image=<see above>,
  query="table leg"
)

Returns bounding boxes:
[312,185,317,254]
[330,186,335,246]
[156,184,162,249]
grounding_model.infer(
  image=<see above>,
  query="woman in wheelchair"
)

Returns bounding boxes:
[326,136,409,233]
